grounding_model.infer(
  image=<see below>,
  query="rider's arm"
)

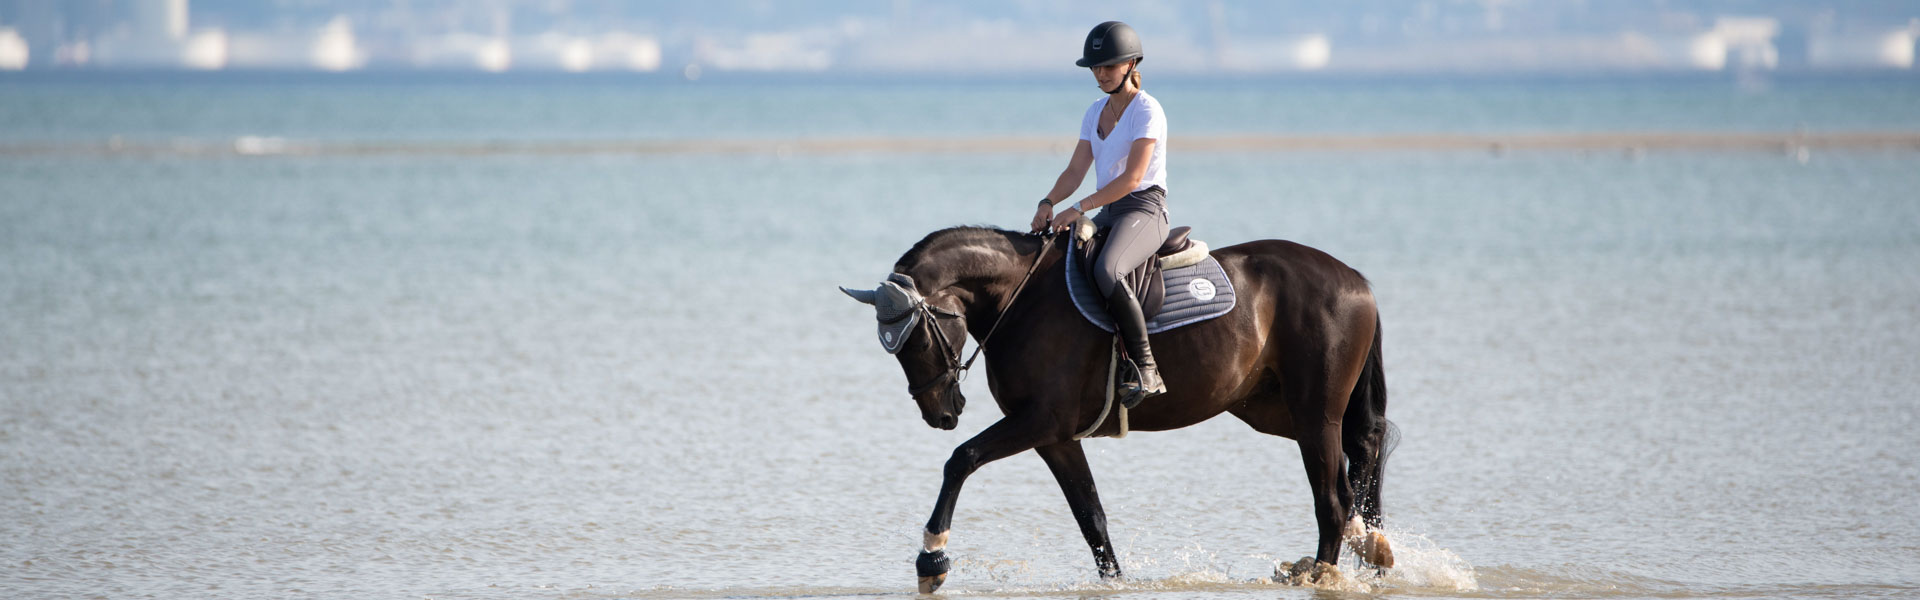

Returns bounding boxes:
[1033,141,1096,232]
[1071,137,1156,213]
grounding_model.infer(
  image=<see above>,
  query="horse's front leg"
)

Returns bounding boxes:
[1035,440,1120,578]
[918,415,1050,593]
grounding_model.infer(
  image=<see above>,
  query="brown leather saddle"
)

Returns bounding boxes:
[1071,224,1194,321]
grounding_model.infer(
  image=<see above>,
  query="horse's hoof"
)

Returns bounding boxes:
[1274,558,1349,586]
[916,549,950,593]
[1344,517,1395,569]
[1309,561,1343,584]
[1274,556,1317,585]
[917,574,946,594]
[1360,531,1395,568]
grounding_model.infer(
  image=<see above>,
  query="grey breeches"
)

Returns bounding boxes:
[1090,186,1170,298]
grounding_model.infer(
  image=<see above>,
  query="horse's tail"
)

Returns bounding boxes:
[1343,313,1397,529]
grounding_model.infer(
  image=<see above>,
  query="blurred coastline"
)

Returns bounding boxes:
[1,1,1915,75]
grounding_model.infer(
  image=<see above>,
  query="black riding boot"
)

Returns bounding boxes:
[1106,284,1166,408]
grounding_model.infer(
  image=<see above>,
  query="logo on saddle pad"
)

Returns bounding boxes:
[1188,277,1217,301]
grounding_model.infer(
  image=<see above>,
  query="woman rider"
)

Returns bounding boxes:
[1029,21,1168,408]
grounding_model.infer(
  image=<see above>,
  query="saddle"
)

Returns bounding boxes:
[1066,216,1236,335]
[1069,217,1202,320]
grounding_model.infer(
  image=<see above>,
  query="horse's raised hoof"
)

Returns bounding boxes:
[1344,516,1395,569]
[1358,530,1395,568]
[916,549,951,594]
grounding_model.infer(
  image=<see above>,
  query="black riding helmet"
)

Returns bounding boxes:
[1076,21,1143,68]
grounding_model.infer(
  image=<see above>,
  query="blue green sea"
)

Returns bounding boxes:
[3,71,1919,599]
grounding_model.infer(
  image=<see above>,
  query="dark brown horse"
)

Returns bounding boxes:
[842,226,1395,592]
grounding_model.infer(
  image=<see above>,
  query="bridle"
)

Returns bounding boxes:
[905,233,1057,398]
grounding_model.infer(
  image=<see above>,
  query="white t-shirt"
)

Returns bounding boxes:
[1078,90,1168,193]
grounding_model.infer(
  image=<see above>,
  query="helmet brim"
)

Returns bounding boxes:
[1076,53,1142,68]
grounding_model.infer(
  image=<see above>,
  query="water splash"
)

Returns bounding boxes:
[1365,526,1479,591]
[1266,526,1478,594]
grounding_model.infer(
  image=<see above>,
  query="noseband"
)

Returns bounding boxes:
[904,233,1057,399]
[907,302,967,398]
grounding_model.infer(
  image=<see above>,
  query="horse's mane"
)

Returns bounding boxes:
[893,225,1020,272]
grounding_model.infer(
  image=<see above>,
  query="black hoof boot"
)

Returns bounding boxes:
[1107,285,1166,408]
[1096,552,1122,579]
[916,549,950,593]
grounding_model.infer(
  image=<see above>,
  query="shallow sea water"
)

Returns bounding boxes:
[3,77,1919,599]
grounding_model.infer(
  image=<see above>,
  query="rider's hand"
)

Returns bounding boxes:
[1030,203,1054,234]
[1048,206,1082,232]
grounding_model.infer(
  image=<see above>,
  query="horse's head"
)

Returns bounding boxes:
[842,273,969,430]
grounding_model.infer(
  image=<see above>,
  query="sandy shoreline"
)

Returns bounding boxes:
[5,131,1920,157]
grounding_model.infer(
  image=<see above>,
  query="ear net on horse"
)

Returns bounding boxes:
[841,273,924,354]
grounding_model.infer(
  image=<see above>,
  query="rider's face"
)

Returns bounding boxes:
[1091,61,1133,91]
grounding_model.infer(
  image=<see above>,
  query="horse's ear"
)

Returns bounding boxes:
[840,286,879,305]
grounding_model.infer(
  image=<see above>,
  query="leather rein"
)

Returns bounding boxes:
[908,233,1058,397]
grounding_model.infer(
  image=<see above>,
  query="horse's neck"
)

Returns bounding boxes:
[917,234,1042,338]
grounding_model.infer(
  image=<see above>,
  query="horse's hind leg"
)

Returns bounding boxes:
[1294,419,1349,568]
[1342,398,1386,529]
[1338,323,1395,568]
[1035,441,1120,578]
[1227,379,1350,570]
[1342,322,1390,530]
[1289,336,1372,570]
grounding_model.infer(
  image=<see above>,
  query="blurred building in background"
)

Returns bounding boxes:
[0,0,1912,74]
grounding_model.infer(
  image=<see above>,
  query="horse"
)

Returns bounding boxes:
[841,226,1396,592]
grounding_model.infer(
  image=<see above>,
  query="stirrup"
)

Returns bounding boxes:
[1118,362,1164,409]
[1119,382,1161,409]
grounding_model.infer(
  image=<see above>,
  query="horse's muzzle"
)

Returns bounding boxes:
[928,413,958,430]
[920,388,964,430]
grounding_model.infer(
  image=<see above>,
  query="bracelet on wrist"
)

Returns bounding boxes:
[1039,198,1055,208]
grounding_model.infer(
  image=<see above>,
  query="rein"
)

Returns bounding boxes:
[916,232,1058,392]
